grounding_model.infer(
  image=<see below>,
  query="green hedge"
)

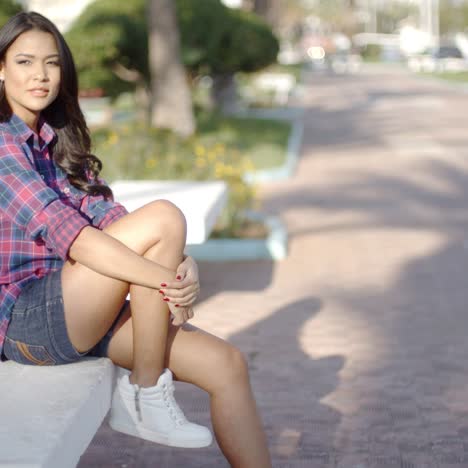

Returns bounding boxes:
[65,0,279,96]
[65,0,147,96]
[176,0,279,75]
[0,0,23,28]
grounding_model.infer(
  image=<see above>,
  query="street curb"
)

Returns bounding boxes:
[186,213,287,262]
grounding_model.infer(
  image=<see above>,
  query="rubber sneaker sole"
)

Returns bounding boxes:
[109,418,213,448]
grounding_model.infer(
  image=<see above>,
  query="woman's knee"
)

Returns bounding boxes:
[214,343,250,387]
[127,200,186,250]
[104,199,187,254]
[148,199,187,243]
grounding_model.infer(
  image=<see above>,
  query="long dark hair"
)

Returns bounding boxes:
[0,11,111,198]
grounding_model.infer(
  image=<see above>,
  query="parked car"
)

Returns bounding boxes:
[328,51,362,74]
[408,45,468,73]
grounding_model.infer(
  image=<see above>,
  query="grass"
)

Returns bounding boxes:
[424,71,468,83]
[195,111,291,171]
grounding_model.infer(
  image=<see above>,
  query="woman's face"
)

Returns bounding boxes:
[0,29,61,129]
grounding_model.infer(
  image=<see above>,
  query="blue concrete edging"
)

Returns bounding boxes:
[186,213,287,262]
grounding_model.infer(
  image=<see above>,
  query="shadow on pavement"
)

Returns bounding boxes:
[325,239,468,465]
[197,259,275,302]
[229,297,345,465]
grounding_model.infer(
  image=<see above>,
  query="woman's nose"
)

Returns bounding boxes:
[33,65,48,81]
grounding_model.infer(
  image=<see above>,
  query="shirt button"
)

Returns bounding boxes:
[41,175,45,180]
[63,187,70,194]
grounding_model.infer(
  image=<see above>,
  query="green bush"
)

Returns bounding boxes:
[65,0,147,97]
[0,0,22,27]
[176,0,279,75]
[66,0,279,96]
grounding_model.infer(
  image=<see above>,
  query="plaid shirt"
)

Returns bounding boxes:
[0,114,128,356]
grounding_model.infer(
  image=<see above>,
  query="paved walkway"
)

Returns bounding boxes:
[79,65,468,467]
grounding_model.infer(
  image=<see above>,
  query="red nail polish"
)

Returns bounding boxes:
[159,290,165,295]
[176,275,182,280]
[163,298,170,302]
[161,283,167,287]
[175,304,180,308]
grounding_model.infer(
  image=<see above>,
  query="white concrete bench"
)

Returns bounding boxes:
[0,359,114,468]
[110,180,228,245]
[252,72,296,106]
[0,180,228,467]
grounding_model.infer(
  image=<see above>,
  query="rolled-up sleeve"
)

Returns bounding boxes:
[79,190,129,230]
[97,203,128,229]
[0,148,90,260]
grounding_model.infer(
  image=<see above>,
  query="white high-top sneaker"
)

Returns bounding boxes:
[109,368,213,448]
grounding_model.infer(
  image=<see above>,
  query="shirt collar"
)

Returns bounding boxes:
[6,113,56,150]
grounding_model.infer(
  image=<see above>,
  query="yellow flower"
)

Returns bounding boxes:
[145,158,157,169]
[194,145,206,157]
[215,162,227,178]
[214,143,226,155]
[207,151,217,162]
[243,158,255,171]
[107,132,119,145]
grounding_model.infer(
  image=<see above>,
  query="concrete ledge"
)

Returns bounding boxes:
[0,358,114,468]
[111,180,228,245]
[186,214,288,262]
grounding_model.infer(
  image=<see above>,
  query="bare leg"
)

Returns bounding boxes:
[61,200,186,388]
[128,216,185,387]
[108,315,272,468]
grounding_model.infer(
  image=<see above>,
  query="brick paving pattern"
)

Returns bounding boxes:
[79,65,468,467]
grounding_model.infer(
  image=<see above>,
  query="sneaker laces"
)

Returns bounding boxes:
[133,384,142,422]
[162,382,188,426]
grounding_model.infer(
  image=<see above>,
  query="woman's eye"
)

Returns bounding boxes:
[17,60,31,65]
[47,61,60,66]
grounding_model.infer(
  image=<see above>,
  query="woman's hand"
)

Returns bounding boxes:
[167,302,194,326]
[159,255,200,325]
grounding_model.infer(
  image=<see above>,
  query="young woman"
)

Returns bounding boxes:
[0,11,271,467]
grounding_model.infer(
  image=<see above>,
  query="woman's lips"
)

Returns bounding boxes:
[29,89,49,97]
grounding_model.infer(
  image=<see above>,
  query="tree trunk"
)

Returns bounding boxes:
[253,0,270,16]
[253,0,280,28]
[148,0,195,137]
[211,73,240,114]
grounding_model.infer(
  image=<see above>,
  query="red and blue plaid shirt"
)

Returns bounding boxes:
[0,114,128,356]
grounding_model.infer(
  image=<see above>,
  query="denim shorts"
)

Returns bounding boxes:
[2,269,128,366]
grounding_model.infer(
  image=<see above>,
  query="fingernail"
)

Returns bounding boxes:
[160,283,167,287]
[176,275,181,280]
[163,298,170,302]
[159,290,165,295]
[175,304,180,308]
